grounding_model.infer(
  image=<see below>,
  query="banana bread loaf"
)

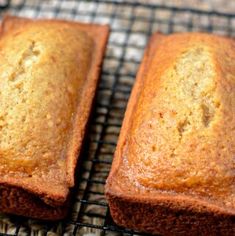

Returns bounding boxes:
[0,16,109,220]
[105,33,235,235]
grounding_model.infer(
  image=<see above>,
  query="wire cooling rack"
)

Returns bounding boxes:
[0,0,234,235]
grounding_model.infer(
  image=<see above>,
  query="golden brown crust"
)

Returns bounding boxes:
[105,33,235,234]
[0,16,109,220]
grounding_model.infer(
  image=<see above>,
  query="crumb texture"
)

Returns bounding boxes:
[124,34,235,208]
[0,21,93,184]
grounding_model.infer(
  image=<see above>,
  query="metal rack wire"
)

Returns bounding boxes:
[0,0,234,235]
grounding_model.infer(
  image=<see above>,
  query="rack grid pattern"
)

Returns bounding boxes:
[0,0,234,235]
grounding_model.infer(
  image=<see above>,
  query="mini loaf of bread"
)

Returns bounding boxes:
[105,33,235,235]
[0,16,109,220]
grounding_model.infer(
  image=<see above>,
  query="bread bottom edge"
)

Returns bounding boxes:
[106,193,235,236]
[0,184,69,220]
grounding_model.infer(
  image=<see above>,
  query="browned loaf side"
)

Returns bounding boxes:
[0,16,109,220]
[105,33,235,235]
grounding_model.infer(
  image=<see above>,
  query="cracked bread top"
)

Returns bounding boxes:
[114,33,235,211]
[0,20,93,202]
